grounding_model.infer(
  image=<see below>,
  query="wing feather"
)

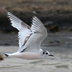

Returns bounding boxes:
[6,11,47,52]
[7,12,30,30]
[7,11,31,49]
[19,16,48,52]
[31,16,44,32]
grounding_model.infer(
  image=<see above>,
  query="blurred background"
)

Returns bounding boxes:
[0,0,72,46]
[0,1,72,71]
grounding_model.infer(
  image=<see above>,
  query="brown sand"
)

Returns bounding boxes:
[0,46,72,72]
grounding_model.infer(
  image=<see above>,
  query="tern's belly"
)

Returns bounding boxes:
[17,52,40,60]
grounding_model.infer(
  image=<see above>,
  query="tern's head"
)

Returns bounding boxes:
[43,50,54,57]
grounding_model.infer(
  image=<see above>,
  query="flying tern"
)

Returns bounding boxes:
[5,11,54,60]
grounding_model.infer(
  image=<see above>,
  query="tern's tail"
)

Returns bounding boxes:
[5,52,19,57]
[5,53,10,57]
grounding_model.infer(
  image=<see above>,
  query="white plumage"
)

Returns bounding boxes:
[5,11,53,59]
[7,12,47,52]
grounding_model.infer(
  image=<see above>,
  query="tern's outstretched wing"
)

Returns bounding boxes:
[7,12,30,30]
[7,11,47,52]
[18,16,48,52]
[7,12,32,48]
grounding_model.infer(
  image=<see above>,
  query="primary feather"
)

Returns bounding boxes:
[7,12,31,49]
[7,12,30,30]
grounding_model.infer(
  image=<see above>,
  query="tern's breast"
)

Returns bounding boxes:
[18,52,41,60]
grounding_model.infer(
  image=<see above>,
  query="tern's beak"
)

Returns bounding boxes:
[49,54,54,57]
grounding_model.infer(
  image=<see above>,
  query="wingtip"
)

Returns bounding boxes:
[31,16,34,21]
[32,16,37,20]
[31,16,37,23]
[31,16,35,25]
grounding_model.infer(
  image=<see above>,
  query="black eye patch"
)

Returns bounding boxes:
[46,53,48,54]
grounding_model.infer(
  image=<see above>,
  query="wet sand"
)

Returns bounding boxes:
[0,45,72,72]
[0,32,72,72]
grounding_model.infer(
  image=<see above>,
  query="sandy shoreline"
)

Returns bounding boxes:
[0,32,72,72]
[0,46,72,72]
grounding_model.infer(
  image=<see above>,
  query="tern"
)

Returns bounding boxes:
[5,11,54,60]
